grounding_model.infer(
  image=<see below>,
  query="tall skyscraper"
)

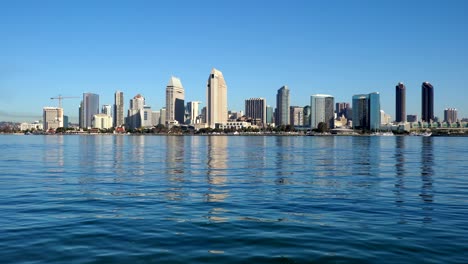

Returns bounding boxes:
[82,93,99,129]
[166,76,185,125]
[245,98,267,126]
[395,82,406,123]
[266,105,273,125]
[276,86,290,126]
[114,91,124,127]
[102,104,112,116]
[43,107,63,131]
[421,82,434,122]
[187,101,201,125]
[207,68,228,128]
[444,108,458,123]
[335,102,351,119]
[310,94,335,129]
[352,92,381,131]
[303,105,311,127]
[290,106,304,127]
[127,94,145,129]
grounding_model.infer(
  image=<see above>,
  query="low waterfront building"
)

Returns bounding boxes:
[92,114,113,129]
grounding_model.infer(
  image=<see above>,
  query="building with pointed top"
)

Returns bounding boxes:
[206,68,228,128]
[166,76,185,126]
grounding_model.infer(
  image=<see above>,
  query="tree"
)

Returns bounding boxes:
[317,122,329,133]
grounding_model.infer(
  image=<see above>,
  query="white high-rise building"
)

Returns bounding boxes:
[166,76,185,126]
[187,101,201,125]
[43,107,63,131]
[114,91,124,127]
[127,94,145,129]
[276,86,290,126]
[207,68,228,128]
[310,94,335,129]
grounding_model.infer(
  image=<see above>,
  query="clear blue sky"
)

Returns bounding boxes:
[1,0,468,123]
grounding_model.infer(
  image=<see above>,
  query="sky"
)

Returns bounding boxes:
[1,0,468,123]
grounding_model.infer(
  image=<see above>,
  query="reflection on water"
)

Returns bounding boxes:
[206,136,228,202]
[420,137,434,224]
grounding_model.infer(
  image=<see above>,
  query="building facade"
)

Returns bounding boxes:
[444,108,458,123]
[82,93,99,129]
[245,98,267,126]
[166,76,185,125]
[276,86,290,126]
[114,91,124,127]
[93,113,113,129]
[206,68,228,128]
[127,94,145,130]
[290,106,304,127]
[266,106,273,125]
[187,101,201,125]
[310,94,335,129]
[421,82,434,122]
[395,82,406,123]
[335,102,351,119]
[43,107,64,131]
[352,92,381,131]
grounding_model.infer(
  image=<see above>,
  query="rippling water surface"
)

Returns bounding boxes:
[1,135,468,263]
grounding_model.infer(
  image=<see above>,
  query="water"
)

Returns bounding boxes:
[1,135,468,263]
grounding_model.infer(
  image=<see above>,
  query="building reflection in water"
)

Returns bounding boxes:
[113,135,125,179]
[274,136,293,185]
[205,136,229,223]
[393,136,406,224]
[164,136,186,201]
[420,137,434,224]
[43,135,65,170]
[129,136,145,176]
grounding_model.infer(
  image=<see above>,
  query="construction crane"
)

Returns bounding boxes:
[50,95,80,108]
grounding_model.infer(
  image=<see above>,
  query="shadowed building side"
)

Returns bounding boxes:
[396,82,406,123]
[421,82,434,122]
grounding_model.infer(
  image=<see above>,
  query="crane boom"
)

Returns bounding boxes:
[50,95,80,108]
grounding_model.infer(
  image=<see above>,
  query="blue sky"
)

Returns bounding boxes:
[1,0,468,122]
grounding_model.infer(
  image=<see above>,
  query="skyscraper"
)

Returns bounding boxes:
[310,94,335,129]
[444,108,458,123]
[395,82,406,123]
[166,76,185,125]
[82,93,99,129]
[290,106,304,127]
[127,94,145,129]
[421,82,434,122]
[303,105,311,127]
[266,105,273,125]
[335,102,351,119]
[352,92,381,131]
[207,68,228,128]
[43,107,63,131]
[187,101,201,125]
[245,98,267,126]
[114,91,124,127]
[102,104,112,116]
[276,86,290,126]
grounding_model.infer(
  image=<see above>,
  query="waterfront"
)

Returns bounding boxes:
[1,135,467,263]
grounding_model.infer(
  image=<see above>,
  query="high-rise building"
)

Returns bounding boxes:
[303,105,311,127]
[310,94,334,129]
[114,91,124,127]
[245,98,267,126]
[289,106,304,126]
[201,107,207,124]
[127,94,145,129]
[444,108,458,123]
[352,92,381,131]
[421,82,434,122]
[266,105,273,125]
[207,68,228,128]
[152,111,160,126]
[160,107,167,126]
[43,107,63,131]
[335,102,350,119]
[395,82,406,123]
[82,93,99,129]
[78,101,83,128]
[166,76,185,125]
[187,101,201,125]
[102,104,112,116]
[142,106,153,127]
[276,86,290,126]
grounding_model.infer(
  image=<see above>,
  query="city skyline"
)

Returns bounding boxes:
[1,1,468,122]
